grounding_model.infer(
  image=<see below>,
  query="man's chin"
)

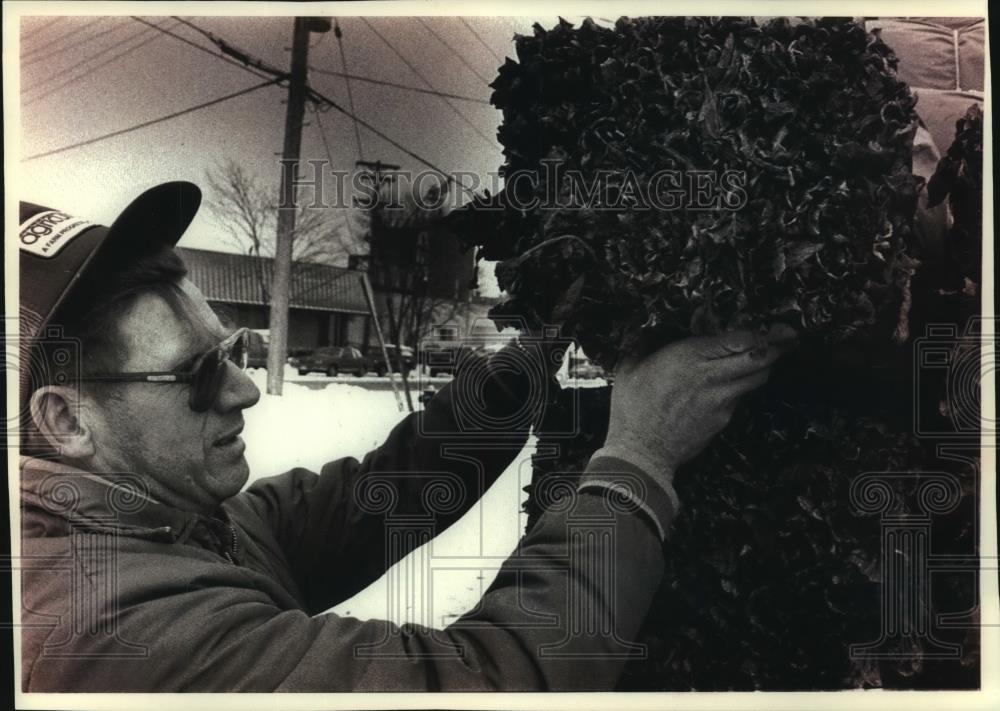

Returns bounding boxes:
[203,451,251,502]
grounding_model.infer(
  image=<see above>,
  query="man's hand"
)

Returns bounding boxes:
[599,325,798,493]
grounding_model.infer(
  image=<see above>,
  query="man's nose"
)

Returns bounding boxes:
[214,362,261,413]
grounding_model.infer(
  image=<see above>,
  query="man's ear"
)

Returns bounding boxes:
[29,386,96,460]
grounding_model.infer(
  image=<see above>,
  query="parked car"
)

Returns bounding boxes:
[362,344,416,376]
[419,341,483,377]
[289,346,370,377]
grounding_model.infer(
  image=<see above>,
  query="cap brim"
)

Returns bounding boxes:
[98,180,202,268]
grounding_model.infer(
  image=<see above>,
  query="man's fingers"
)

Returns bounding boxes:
[619,325,799,382]
[700,325,799,380]
[765,323,799,346]
[704,342,781,380]
[696,324,798,360]
[721,366,771,401]
[695,329,757,359]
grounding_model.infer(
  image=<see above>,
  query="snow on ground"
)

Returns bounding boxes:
[241,367,535,626]
[242,366,399,474]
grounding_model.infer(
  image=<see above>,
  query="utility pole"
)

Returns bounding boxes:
[356,159,401,186]
[267,17,330,395]
[355,159,401,207]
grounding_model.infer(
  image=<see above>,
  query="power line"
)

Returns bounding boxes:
[131,16,281,83]
[307,84,475,192]
[171,15,217,42]
[312,107,358,242]
[416,18,491,85]
[360,17,496,148]
[170,16,288,79]
[458,18,503,64]
[23,78,282,162]
[23,23,174,106]
[21,16,105,59]
[332,20,365,161]
[310,30,329,50]
[308,66,490,104]
[22,17,130,66]
[20,16,61,43]
[154,10,482,106]
[23,21,162,95]
[136,17,474,192]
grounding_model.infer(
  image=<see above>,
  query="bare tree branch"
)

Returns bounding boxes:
[204,159,366,304]
[360,177,475,349]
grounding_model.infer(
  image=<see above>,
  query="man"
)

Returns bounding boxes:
[17,182,794,691]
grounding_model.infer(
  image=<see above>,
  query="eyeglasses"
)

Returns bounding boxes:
[77,328,250,412]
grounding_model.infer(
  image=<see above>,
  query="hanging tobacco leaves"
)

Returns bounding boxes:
[450,16,980,689]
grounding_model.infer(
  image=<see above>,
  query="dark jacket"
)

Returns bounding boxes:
[19,352,676,691]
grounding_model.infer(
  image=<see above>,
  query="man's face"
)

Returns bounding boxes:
[85,279,261,513]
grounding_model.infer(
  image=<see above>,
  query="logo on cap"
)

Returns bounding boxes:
[19,210,94,259]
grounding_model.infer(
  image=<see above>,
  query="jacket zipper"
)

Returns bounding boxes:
[222,523,238,565]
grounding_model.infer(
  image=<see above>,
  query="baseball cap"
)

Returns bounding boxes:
[17,182,201,420]
[19,181,201,345]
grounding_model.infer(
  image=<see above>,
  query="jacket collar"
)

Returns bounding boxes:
[20,456,204,543]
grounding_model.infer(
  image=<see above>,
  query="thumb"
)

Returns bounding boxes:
[766,323,799,345]
[695,329,758,360]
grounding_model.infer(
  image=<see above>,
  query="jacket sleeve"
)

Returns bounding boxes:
[27,463,675,692]
[241,344,556,611]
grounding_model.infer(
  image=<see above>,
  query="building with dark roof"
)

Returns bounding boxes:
[176,247,369,352]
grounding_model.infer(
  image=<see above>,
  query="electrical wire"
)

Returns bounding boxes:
[22,21,161,94]
[416,18,491,85]
[22,18,131,66]
[147,16,487,105]
[457,18,503,63]
[306,83,476,192]
[360,17,496,148]
[23,23,176,106]
[332,20,365,162]
[312,106,337,178]
[169,15,220,44]
[308,66,490,104]
[169,16,288,78]
[310,30,329,50]
[21,16,105,59]
[23,78,282,162]
[124,17,475,191]
[312,107,358,243]
[20,16,61,43]
[132,16,281,82]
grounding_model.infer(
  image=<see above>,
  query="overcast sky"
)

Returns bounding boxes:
[16,12,608,295]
